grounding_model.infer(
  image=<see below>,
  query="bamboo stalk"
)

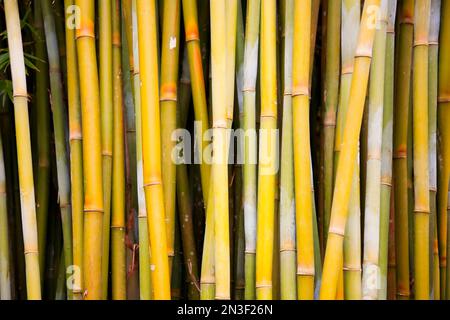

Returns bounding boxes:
[393,0,414,300]
[41,0,74,300]
[322,0,341,246]
[362,0,388,300]
[131,0,152,300]
[98,0,113,299]
[255,0,277,300]
[75,0,104,300]
[292,0,314,300]
[379,0,397,300]
[4,0,41,300]
[136,0,171,300]
[110,0,127,300]
[160,0,181,271]
[428,0,441,300]
[335,0,362,300]
[439,0,450,300]
[181,0,211,203]
[320,0,381,300]
[241,0,260,301]
[440,0,450,300]
[412,0,431,300]
[64,0,84,301]
[279,0,296,300]
[34,1,51,284]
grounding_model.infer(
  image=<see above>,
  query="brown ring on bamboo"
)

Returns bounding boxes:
[242,86,256,93]
[84,208,105,213]
[343,266,362,272]
[143,181,163,187]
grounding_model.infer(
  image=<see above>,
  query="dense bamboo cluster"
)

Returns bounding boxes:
[0,0,449,300]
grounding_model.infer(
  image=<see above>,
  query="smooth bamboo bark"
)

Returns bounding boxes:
[0,130,11,299]
[412,0,431,300]
[320,0,380,300]
[241,0,260,300]
[4,0,41,300]
[255,0,277,300]
[98,0,113,299]
[279,0,296,300]
[292,0,314,300]
[378,0,397,300]
[362,0,388,300]
[64,0,84,301]
[110,0,127,300]
[393,0,414,300]
[136,0,171,300]
[76,0,104,300]
[160,0,181,272]
[41,0,74,300]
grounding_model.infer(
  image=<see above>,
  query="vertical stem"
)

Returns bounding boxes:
[64,0,84,301]
[256,0,277,300]
[320,0,380,300]
[136,0,171,300]
[76,0,104,300]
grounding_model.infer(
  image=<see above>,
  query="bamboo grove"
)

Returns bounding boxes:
[0,0,448,301]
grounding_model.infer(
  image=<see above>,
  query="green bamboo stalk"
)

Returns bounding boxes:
[64,0,84,300]
[335,0,362,300]
[322,0,341,246]
[160,0,181,271]
[279,0,296,300]
[130,0,152,300]
[110,0,127,300]
[40,0,74,300]
[362,0,388,300]
[393,0,414,300]
[428,0,441,300]
[34,0,51,284]
[99,0,113,299]
[4,0,41,300]
[378,0,397,300]
[241,0,260,301]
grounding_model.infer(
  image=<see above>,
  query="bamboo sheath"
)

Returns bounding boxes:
[4,0,41,300]
[428,0,441,300]
[320,0,381,300]
[160,0,181,272]
[412,0,431,300]
[110,0,127,300]
[440,0,450,300]
[34,2,51,284]
[379,0,397,300]
[136,0,171,300]
[75,0,104,300]
[255,0,277,300]
[279,0,296,300]
[393,0,414,300]
[64,0,84,300]
[241,0,260,300]
[98,0,113,299]
[40,0,74,300]
[439,0,450,300]
[131,0,152,300]
[362,0,388,300]
[335,0,361,300]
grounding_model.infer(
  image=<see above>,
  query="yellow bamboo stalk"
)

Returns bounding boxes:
[255,0,278,300]
[320,0,380,299]
[75,0,104,300]
[292,0,314,300]
[4,0,41,300]
[412,0,431,300]
[136,0,171,300]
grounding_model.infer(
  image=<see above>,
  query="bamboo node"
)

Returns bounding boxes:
[84,208,104,213]
[242,86,256,93]
[413,40,429,47]
[343,266,362,272]
[296,267,315,276]
[328,227,345,237]
[143,181,163,188]
[24,249,38,255]
[438,97,450,103]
